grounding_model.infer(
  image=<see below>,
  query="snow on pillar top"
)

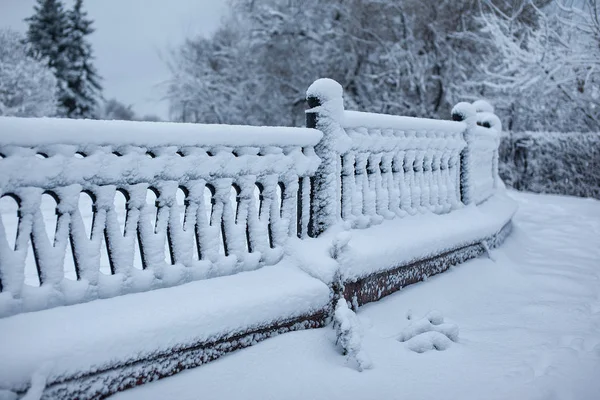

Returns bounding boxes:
[307,78,343,103]
[472,100,494,114]
[478,112,502,131]
[306,78,345,126]
[451,102,477,125]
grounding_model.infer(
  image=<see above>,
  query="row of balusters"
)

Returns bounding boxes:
[0,176,312,294]
[0,150,464,293]
[339,149,462,227]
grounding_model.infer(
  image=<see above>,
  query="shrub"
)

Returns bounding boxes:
[499,132,600,199]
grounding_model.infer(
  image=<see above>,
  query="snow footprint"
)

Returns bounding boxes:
[397,311,459,353]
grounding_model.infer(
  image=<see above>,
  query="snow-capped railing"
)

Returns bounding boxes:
[0,117,321,316]
[0,81,503,317]
[306,79,501,235]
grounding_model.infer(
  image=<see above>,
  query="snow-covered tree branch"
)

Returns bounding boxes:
[0,28,57,117]
[463,0,600,131]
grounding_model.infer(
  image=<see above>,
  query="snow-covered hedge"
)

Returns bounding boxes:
[499,132,600,199]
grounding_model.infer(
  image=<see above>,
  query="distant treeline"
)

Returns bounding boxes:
[167,0,600,133]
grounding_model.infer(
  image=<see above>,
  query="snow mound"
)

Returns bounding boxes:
[398,311,459,353]
[404,331,453,353]
[306,78,343,104]
[472,100,494,113]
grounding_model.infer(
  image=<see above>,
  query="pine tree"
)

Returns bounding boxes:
[25,0,70,116]
[64,0,102,118]
[25,0,102,118]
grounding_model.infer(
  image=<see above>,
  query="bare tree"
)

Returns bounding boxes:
[166,0,594,131]
[465,0,600,131]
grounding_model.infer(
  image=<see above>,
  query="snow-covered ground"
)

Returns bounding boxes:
[112,191,600,400]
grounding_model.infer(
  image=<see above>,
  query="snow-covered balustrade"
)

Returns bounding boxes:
[306,79,502,235]
[0,117,321,317]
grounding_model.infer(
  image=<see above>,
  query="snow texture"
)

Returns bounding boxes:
[19,370,46,400]
[0,263,331,393]
[452,101,501,205]
[306,78,349,234]
[403,331,453,353]
[344,110,466,133]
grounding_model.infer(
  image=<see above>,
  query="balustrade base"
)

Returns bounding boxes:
[29,309,329,400]
[342,220,513,308]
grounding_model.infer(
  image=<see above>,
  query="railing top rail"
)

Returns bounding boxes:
[0,117,323,148]
[343,110,466,133]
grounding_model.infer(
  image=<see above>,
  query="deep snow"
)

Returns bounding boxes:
[112,191,600,400]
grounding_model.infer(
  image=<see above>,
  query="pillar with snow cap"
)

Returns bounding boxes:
[452,99,502,205]
[451,101,478,205]
[305,78,349,236]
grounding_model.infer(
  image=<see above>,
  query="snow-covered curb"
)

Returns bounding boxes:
[289,192,516,284]
[338,191,516,281]
[0,263,331,393]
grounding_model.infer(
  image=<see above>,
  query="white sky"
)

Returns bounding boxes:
[0,0,228,119]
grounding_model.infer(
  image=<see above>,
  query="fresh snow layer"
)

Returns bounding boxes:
[0,117,322,147]
[0,263,331,390]
[343,110,466,133]
[112,191,600,400]
[338,191,516,280]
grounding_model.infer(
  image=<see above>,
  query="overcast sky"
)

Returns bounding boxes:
[0,0,228,119]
